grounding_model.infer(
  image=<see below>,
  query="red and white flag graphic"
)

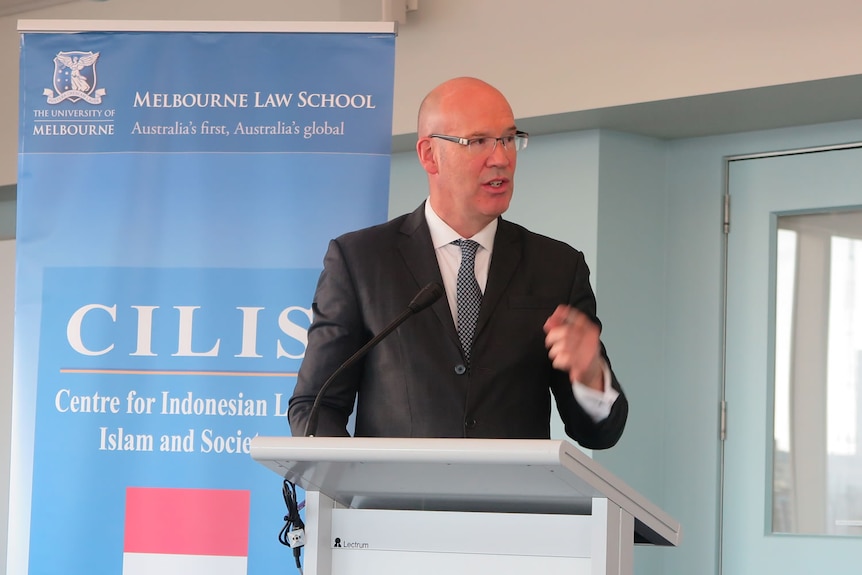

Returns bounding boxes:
[123,487,251,575]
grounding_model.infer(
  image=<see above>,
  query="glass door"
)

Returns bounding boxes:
[723,145,862,573]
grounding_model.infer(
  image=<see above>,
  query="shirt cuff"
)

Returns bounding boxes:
[571,359,619,422]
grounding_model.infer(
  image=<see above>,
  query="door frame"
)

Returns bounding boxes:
[718,140,862,575]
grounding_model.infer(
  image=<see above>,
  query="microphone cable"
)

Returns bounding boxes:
[278,479,306,574]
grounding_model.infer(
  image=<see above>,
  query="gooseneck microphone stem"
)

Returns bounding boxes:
[303,282,443,437]
[303,307,411,437]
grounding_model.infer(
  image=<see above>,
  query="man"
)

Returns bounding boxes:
[288,77,627,448]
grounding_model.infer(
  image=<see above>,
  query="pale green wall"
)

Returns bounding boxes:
[593,130,670,575]
[593,129,669,503]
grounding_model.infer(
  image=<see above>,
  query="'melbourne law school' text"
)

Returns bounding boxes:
[133,91,378,109]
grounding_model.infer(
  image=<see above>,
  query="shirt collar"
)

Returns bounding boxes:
[424,199,498,252]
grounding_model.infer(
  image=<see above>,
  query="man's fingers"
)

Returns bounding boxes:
[543,304,572,333]
[544,305,602,382]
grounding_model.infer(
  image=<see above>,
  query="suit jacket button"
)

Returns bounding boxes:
[465,418,477,429]
[454,364,467,375]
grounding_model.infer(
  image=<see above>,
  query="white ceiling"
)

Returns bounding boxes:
[392,74,862,152]
[0,0,80,17]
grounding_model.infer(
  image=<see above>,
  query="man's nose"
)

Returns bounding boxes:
[486,139,511,166]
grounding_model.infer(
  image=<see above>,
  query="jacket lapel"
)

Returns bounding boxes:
[396,204,460,346]
[475,218,521,338]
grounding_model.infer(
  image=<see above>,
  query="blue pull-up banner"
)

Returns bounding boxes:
[14,22,395,575]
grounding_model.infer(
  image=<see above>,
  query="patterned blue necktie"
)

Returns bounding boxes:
[454,239,482,366]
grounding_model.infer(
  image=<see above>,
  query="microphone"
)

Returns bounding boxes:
[303,282,444,437]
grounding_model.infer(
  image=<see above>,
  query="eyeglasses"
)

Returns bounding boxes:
[429,131,529,154]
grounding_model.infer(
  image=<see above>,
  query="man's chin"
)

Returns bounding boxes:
[483,194,512,215]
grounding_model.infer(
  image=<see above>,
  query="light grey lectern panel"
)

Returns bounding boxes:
[250,437,680,575]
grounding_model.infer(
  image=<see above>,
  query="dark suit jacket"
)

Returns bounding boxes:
[288,203,627,447]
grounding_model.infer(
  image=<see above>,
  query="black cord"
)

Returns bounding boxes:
[278,479,305,573]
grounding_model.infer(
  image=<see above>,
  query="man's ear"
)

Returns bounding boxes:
[416,138,439,175]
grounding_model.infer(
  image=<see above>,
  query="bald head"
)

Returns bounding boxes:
[417,77,513,137]
[414,77,519,238]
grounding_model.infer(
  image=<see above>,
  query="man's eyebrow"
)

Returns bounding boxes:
[463,127,519,138]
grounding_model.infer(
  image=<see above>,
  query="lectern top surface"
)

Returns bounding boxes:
[250,437,681,547]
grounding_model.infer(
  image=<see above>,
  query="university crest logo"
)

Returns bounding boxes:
[43,51,107,104]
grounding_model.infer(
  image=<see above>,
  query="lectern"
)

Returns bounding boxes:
[250,437,680,575]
